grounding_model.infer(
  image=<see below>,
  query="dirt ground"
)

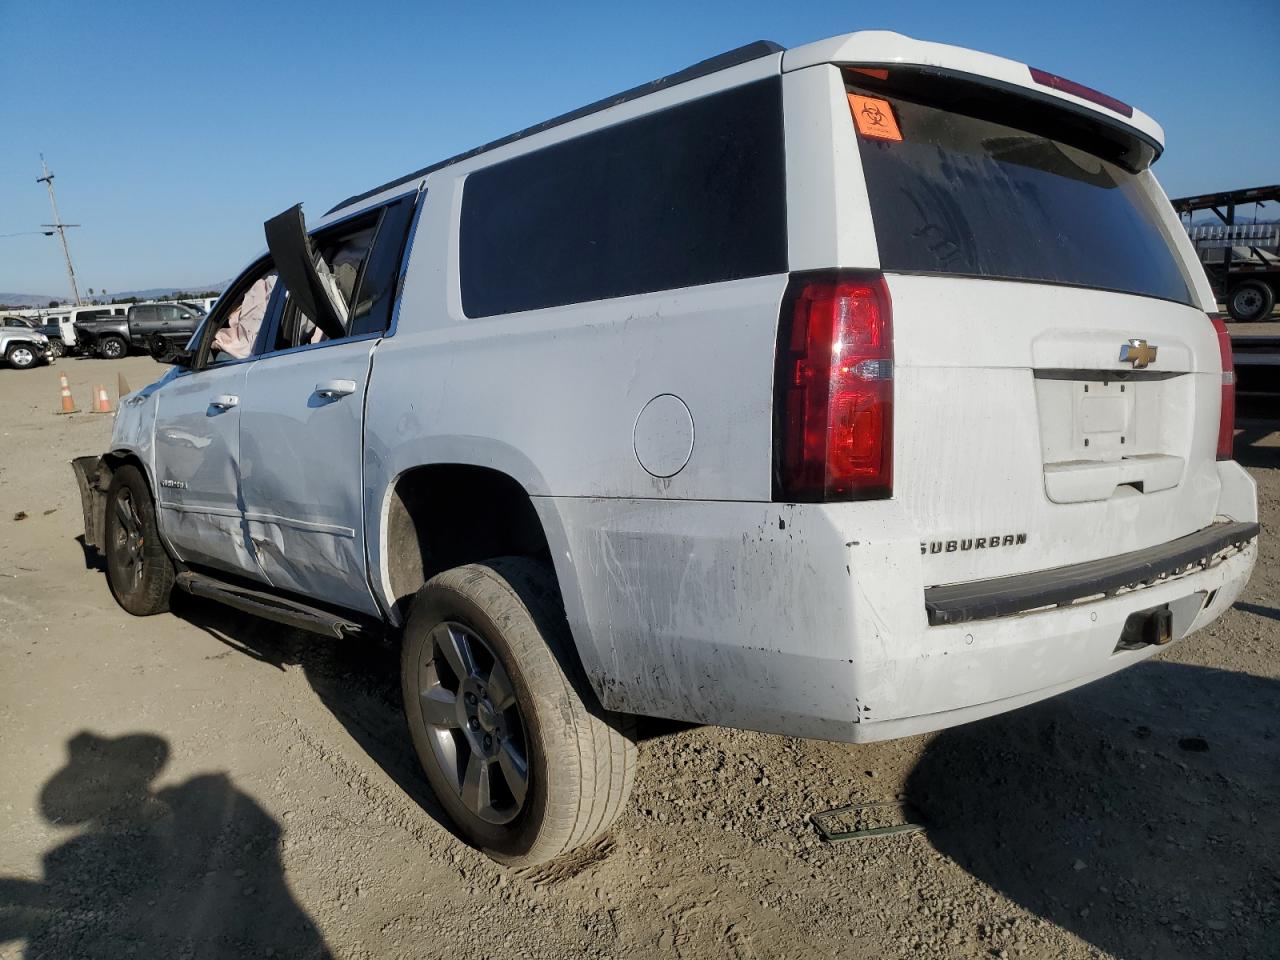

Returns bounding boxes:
[1,354,1277,960]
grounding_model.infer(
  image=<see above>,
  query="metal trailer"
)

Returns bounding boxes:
[1172,185,1280,322]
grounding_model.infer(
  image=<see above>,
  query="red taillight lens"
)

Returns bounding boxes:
[1029,66,1134,118]
[774,272,893,501]
[1210,313,1235,460]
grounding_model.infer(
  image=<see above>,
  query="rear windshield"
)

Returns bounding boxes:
[850,82,1193,306]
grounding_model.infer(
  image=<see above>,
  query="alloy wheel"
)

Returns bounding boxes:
[112,488,146,593]
[416,621,531,824]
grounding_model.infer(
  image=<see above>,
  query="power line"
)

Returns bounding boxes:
[36,155,82,306]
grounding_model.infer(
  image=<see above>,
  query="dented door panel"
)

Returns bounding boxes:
[151,364,263,577]
[238,339,380,615]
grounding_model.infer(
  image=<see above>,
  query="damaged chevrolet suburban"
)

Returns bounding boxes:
[73,31,1258,865]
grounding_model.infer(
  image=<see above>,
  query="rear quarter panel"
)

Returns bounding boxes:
[363,58,789,632]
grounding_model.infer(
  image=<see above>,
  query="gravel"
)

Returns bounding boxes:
[1,355,1276,959]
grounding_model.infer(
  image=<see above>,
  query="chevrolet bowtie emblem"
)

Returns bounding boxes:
[1120,339,1158,368]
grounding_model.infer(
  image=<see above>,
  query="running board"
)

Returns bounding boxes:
[175,571,365,639]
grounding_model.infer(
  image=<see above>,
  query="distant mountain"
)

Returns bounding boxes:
[0,292,61,308]
[109,281,231,300]
[0,281,229,310]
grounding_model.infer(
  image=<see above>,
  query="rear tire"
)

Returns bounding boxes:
[104,464,175,616]
[401,557,636,866]
[98,335,127,359]
[1228,281,1275,322]
[6,344,36,369]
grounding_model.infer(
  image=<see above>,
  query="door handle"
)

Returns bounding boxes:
[209,394,239,410]
[315,379,357,399]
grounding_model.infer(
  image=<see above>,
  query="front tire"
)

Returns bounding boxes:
[98,335,127,359]
[6,344,36,369]
[45,339,64,360]
[1228,281,1275,322]
[401,558,636,866]
[104,464,175,615]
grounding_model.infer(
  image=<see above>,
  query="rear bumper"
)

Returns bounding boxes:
[850,540,1254,742]
[541,461,1258,744]
[925,520,1259,626]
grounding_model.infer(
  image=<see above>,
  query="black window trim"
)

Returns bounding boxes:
[186,189,419,372]
[879,269,1203,311]
[188,256,283,373]
[256,190,418,362]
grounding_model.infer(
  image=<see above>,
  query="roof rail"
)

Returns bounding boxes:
[324,40,784,215]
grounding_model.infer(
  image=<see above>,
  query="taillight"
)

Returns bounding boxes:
[773,272,893,502]
[1210,313,1235,460]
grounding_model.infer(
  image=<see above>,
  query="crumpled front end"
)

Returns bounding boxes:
[72,455,111,552]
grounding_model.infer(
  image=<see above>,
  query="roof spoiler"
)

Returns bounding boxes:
[784,31,1164,168]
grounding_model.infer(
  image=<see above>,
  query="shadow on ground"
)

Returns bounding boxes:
[906,661,1280,960]
[167,590,467,842]
[0,731,331,958]
[1231,420,1280,468]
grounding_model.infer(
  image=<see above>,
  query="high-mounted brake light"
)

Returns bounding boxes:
[773,273,893,502]
[1210,313,1235,460]
[1029,67,1134,118]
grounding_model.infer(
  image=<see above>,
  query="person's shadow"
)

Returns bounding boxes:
[905,661,1280,959]
[0,731,331,958]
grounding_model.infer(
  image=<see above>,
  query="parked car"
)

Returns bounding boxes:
[0,317,52,368]
[73,31,1258,866]
[75,302,204,358]
[61,305,127,357]
[35,311,76,356]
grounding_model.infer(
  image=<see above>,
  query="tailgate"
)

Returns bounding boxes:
[836,64,1221,587]
[891,275,1222,585]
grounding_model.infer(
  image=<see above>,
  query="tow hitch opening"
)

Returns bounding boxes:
[1115,604,1174,652]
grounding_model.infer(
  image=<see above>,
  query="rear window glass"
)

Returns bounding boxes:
[851,84,1193,306]
[459,78,787,318]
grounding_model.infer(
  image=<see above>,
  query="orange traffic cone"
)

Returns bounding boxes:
[117,372,131,399]
[57,373,79,415]
[94,384,112,414]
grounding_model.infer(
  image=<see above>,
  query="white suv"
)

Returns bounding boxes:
[73,31,1257,865]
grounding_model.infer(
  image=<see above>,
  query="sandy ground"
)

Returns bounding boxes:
[1,353,1278,960]
[1226,319,1280,336]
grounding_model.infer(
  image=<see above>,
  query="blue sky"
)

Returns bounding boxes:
[2,0,1276,298]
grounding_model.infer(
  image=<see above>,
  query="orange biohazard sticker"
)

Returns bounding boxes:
[848,94,902,142]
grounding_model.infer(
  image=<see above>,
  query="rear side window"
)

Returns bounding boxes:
[459,77,787,318]
[850,82,1193,306]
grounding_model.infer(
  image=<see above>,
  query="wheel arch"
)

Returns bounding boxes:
[373,459,607,694]
[73,449,151,551]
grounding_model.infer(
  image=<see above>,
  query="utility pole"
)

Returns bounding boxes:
[36,155,82,306]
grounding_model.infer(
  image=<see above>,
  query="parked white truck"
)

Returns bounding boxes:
[74,31,1257,865]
